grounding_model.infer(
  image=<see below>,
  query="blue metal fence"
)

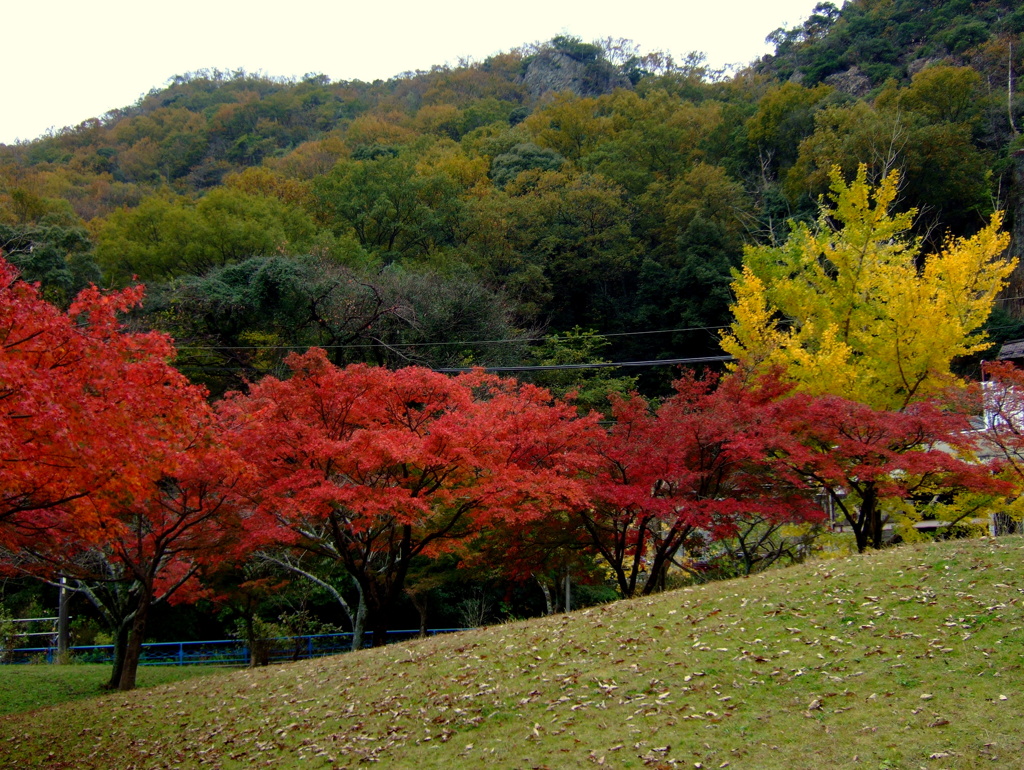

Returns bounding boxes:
[2,628,467,666]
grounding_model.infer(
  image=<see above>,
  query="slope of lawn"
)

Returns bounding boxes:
[2,537,1022,769]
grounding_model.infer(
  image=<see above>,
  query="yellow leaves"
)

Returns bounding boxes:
[521,94,608,161]
[345,111,419,147]
[725,165,1016,409]
[925,212,1011,335]
[720,268,788,369]
[413,142,490,191]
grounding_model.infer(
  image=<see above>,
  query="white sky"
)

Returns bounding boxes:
[1,0,827,146]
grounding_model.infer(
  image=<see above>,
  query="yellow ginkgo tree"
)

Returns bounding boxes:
[722,165,1014,411]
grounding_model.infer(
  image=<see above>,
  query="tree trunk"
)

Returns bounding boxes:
[864,487,885,550]
[535,575,555,615]
[104,619,132,690]
[118,592,151,691]
[366,580,392,647]
[993,512,1021,536]
[410,592,429,639]
[350,580,367,652]
[853,519,869,554]
[370,616,389,647]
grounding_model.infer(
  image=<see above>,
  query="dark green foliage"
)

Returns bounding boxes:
[489,143,565,187]
[631,217,742,358]
[760,0,1018,90]
[351,145,399,161]
[941,19,990,54]
[0,223,99,306]
[148,256,531,395]
[1003,7,1024,33]
[312,154,461,264]
[550,35,604,64]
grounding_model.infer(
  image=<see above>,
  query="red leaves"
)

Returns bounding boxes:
[219,350,601,632]
[980,360,1024,480]
[580,371,822,596]
[221,350,598,542]
[764,389,1005,551]
[0,256,250,688]
[771,393,988,492]
[0,257,205,546]
[1,259,242,569]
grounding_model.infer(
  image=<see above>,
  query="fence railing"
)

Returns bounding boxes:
[2,628,467,666]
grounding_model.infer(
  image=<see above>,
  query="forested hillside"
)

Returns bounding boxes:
[2,6,1024,395]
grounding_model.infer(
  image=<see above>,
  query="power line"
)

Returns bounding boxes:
[433,356,733,373]
[176,355,734,375]
[171,324,733,353]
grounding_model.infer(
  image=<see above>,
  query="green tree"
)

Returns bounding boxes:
[153,256,531,395]
[0,223,99,306]
[95,188,334,283]
[522,327,638,415]
[889,65,983,126]
[311,153,467,265]
[787,95,992,238]
[465,168,638,328]
[744,82,834,175]
[489,143,565,187]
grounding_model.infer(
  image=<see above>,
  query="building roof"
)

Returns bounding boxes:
[997,339,1024,361]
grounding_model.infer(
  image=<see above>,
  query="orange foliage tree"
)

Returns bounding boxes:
[218,349,599,644]
[0,255,244,689]
[0,255,194,541]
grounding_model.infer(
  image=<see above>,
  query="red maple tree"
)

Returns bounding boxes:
[0,256,190,543]
[21,423,245,689]
[1,256,245,689]
[218,348,598,644]
[972,360,1024,534]
[768,392,1005,552]
[578,371,821,597]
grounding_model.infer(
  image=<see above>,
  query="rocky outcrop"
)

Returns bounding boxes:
[824,66,871,97]
[522,49,631,99]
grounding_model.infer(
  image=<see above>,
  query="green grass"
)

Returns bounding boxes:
[0,664,225,718]
[3,537,1024,769]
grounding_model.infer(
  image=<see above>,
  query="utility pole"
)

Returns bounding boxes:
[57,576,70,661]
[1010,43,1019,136]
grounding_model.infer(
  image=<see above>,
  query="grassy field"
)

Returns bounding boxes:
[0,664,225,718]
[2,536,1022,769]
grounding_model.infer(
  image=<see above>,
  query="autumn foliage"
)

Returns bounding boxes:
[217,349,599,643]
[0,255,246,688]
[767,392,1005,552]
[0,257,203,544]
[579,372,822,597]
[723,166,1014,410]
[1,242,1017,684]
